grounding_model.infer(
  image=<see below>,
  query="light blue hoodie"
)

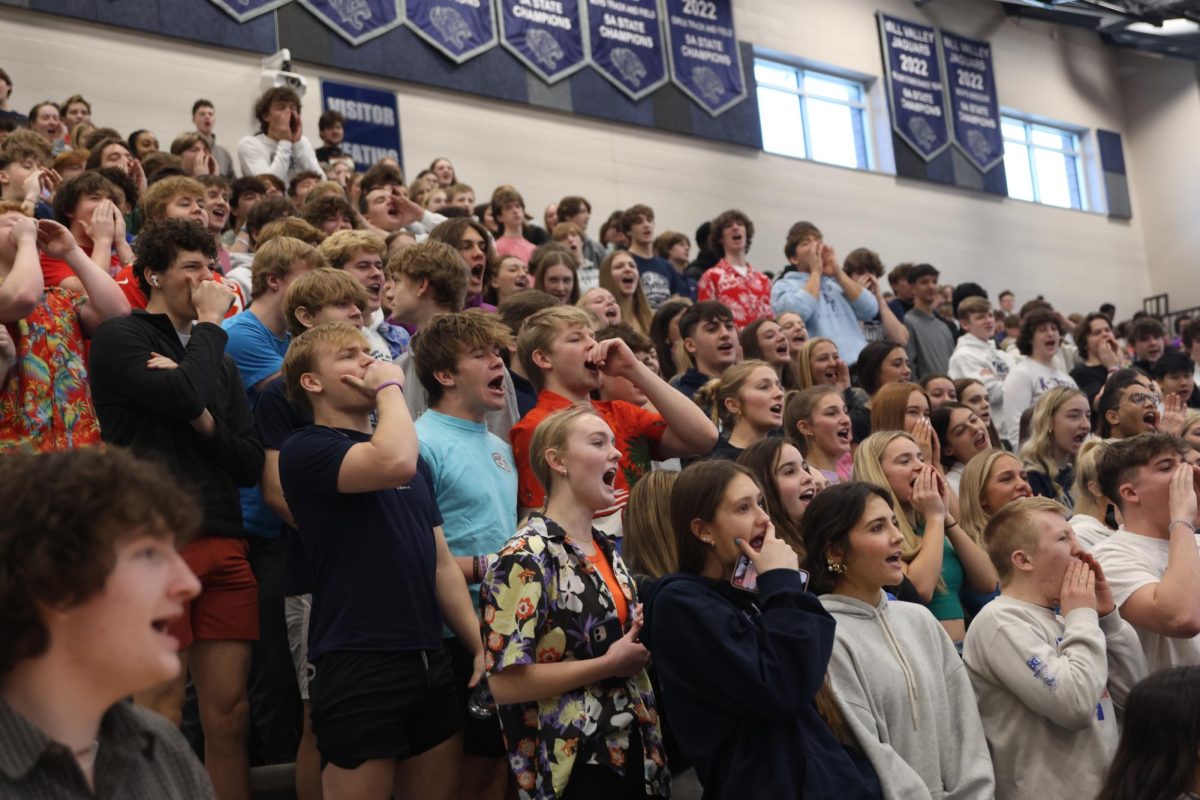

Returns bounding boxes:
[771,272,879,364]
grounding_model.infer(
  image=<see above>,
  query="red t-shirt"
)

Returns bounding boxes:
[510,390,667,516]
[111,264,246,317]
[40,251,123,286]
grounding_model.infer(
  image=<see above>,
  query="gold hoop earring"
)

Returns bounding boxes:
[826,559,846,575]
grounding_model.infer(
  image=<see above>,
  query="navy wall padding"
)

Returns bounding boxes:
[27,0,279,53]
[20,0,760,150]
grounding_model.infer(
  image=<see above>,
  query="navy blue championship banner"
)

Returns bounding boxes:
[498,0,587,83]
[406,0,499,63]
[940,30,1003,173]
[662,0,746,116]
[584,0,667,101]
[877,13,950,161]
[321,80,403,169]
[209,0,294,22]
[298,0,405,45]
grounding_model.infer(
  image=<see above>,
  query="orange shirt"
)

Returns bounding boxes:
[585,542,628,626]
[111,264,245,318]
[511,390,667,516]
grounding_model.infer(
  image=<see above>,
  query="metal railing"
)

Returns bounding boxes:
[1143,293,1200,339]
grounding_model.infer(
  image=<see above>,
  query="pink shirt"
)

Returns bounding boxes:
[495,235,536,264]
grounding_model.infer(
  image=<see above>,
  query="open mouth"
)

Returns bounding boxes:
[602,468,617,488]
[515,277,530,289]
[1143,410,1160,429]
[824,368,839,383]
[604,306,619,321]
[749,535,764,551]
[885,551,903,567]
[584,360,599,372]
[1072,431,1089,445]
[774,342,789,357]
[769,403,783,415]
[836,427,851,444]
[799,488,816,502]
[717,341,735,356]
[366,282,382,298]
[487,374,505,393]
[974,431,988,448]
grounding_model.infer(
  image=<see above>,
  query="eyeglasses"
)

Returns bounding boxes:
[1126,392,1162,407]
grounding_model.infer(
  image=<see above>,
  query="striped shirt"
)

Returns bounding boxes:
[0,699,213,799]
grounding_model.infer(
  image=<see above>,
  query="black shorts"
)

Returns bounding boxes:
[310,648,462,769]
[445,636,507,758]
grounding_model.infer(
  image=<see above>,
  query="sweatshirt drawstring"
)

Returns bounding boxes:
[877,602,920,729]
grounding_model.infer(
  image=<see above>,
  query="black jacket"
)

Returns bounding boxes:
[643,570,881,800]
[89,312,263,537]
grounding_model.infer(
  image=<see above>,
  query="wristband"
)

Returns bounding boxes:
[1169,519,1196,533]
[374,380,404,395]
[945,518,958,529]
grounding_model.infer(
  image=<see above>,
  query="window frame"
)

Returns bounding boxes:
[753,56,875,172]
[1000,112,1089,211]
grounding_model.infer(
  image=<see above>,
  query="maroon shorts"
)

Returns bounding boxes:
[169,536,259,650]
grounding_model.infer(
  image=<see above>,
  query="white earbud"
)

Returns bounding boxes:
[150,276,159,287]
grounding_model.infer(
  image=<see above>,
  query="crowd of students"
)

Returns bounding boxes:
[5,73,1200,800]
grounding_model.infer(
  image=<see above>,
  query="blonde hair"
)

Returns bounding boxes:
[958,449,1019,544]
[516,305,595,391]
[283,267,368,337]
[317,229,386,269]
[1020,386,1086,504]
[141,175,204,222]
[693,359,773,431]
[599,250,652,335]
[794,337,835,389]
[1071,438,1110,520]
[282,322,369,411]
[852,430,923,560]
[984,496,1068,582]
[623,470,679,579]
[1183,409,1200,440]
[257,217,326,247]
[528,403,602,503]
[250,237,328,299]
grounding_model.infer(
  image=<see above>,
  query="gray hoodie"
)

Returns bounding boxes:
[820,593,994,800]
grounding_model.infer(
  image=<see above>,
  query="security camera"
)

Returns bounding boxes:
[261,48,293,72]
[261,70,309,96]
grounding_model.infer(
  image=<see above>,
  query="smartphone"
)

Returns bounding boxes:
[579,617,625,660]
[731,555,810,593]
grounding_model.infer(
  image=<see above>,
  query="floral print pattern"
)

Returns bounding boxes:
[697,258,772,329]
[0,287,99,451]
[480,515,670,800]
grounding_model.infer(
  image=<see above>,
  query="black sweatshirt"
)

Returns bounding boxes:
[89,311,263,538]
[643,570,881,800]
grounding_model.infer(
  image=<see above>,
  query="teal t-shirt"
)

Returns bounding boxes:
[415,409,519,619]
[917,522,965,621]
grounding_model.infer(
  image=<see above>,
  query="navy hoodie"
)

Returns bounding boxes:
[643,569,880,800]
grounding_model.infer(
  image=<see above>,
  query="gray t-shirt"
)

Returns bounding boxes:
[905,308,955,380]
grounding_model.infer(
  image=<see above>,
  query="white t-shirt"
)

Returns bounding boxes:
[1092,529,1200,673]
[1070,513,1115,552]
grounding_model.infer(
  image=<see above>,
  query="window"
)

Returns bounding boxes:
[754,59,871,170]
[1001,115,1086,210]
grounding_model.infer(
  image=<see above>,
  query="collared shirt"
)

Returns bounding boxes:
[696,258,772,329]
[480,515,669,800]
[0,286,100,452]
[0,699,213,799]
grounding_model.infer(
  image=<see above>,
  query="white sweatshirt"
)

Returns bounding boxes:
[1070,513,1116,552]
[963,596,1146,800]
[820,593,995,800]
[1001,357,1076,448]
[948,333,1012,409]
[236,132,323,182]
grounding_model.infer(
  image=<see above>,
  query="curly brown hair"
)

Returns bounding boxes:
[0,447,201,676]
